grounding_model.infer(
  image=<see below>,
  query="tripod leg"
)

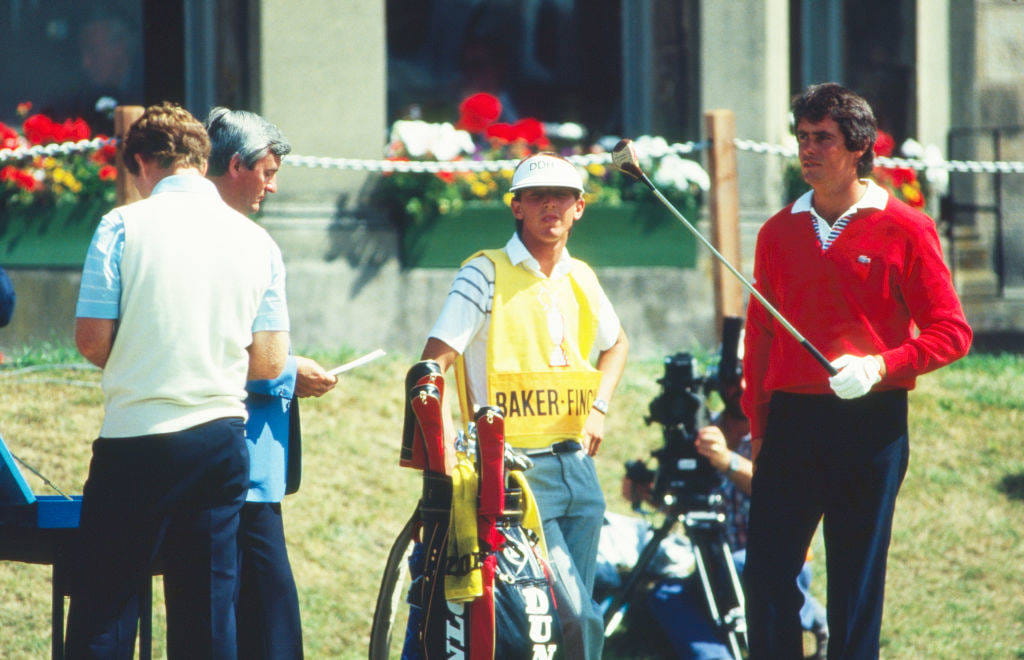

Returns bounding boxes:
[602,513,678,638]
[721,540,747,652]
[688,519,747,659]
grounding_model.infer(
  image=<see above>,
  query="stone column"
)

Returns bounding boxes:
[257,0,387,212]
[700,0,790,272]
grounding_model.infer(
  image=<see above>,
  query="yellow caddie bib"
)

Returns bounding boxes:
[455,249,605,449]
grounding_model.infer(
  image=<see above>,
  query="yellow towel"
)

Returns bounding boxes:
[445,452,483,602]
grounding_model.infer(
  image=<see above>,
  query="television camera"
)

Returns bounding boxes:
[604,316,748,657]
[625,315,745,512]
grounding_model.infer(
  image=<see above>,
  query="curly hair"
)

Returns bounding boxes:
[792,83,877,177]
[123,102,211,175]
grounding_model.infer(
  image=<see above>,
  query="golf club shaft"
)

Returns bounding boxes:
[639,174,837,376]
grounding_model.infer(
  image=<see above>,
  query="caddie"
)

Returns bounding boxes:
[420,152,629,659]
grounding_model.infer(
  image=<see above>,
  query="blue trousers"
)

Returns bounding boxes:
[236,501,303,659]
[527,450,606,660]
[745,391,909,660]
[66,417,249,660]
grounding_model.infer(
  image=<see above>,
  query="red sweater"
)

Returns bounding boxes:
[741,195,972,440]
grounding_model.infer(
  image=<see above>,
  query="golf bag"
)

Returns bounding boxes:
[396,361,564,659]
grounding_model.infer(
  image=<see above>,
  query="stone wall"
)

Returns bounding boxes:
[0,215,716,360]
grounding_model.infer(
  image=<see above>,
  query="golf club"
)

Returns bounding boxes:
[611,138,837,376]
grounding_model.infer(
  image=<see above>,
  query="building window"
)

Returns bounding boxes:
[0,1,145,135]
[386,0,623,139]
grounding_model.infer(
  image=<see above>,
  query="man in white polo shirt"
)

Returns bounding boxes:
[68,102,289,659]
[420,153,629,659]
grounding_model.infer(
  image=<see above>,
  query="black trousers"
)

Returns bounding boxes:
[744,391,909,660]
[66,417,249,660]
[236,502,303,659]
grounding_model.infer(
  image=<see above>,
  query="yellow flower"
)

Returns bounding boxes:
[43,157,57,170]
[901,183,922,205]
[586,163,606,177]
[502,192,514,206]
[470,181,489,198]
[48,167,82,194]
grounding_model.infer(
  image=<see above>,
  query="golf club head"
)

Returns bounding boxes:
[611,138,644,180]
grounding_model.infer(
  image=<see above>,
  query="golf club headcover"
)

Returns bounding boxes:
[410,382,446,474]
[474,406,505,522]
[401,360,443,469]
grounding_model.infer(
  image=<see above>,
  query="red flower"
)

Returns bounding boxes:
[62,118,91,142]
[457,93,502,133]
[0,122,19,150]
[435,170,456,184]
[90,138,118,165]
[484,122,517,143]
[16,101,32,117]
[874,130,895,157]
[22,114,92,145]
[98,165,118,181]
[512,118,549,148]
[886,167,916,187]
[1,165,41,192]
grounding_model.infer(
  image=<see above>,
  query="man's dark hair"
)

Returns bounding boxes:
[205,107,292,176]
[792,83,877,177]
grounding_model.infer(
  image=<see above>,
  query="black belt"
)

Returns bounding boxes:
[522,440,582,457]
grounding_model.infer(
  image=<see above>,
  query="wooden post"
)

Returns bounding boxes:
[705,109,744,335]
[114,106,144,205]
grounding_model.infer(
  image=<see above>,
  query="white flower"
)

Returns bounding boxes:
[545,122,586,141]
[633,135,671,162]
[432,123,476,161]
[389,120,475,160]
[900,138,923,159]
[653,153,710,192]
[922,144,949,196]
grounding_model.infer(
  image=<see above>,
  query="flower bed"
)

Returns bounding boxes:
[373,93,707,268]
[401,199,697,270]
[1,104,116,267]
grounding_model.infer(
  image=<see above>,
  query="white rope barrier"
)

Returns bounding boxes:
[4,135,1023,175]
[0,137,115,164]
[283,140,707,173]
[732,138,1024,174]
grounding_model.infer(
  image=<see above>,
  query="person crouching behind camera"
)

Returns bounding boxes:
[625,380,829,659]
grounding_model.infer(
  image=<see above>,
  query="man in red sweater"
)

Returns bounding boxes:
[741,83,972,659]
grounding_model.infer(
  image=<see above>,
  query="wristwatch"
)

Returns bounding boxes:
[592,398,609,415]
[726,452,741,475]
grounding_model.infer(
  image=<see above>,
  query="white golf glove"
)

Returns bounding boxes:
[828,354,882,400]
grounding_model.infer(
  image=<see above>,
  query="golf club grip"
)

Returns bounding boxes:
[802,340,838,376]
[640,174,838,377]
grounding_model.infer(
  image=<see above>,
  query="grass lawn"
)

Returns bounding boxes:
[1,347,1022,658]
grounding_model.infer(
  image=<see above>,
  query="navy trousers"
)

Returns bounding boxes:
[236,502,303,659]
[66,417,249,660]
[744,391,909,660]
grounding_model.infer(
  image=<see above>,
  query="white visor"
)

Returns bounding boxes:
[509,154,585,193]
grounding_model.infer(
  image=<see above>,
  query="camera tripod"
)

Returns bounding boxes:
[602,493,748,659]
